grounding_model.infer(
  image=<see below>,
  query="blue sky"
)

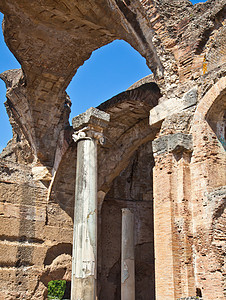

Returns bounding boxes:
[0,0,207,152]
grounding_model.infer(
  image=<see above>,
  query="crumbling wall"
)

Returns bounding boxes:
[0,0,225,299]
[0,158,74,299]
[151,77,225,299]
[190,78,226,299]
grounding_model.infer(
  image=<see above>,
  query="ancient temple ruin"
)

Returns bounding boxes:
[0,0,225,299]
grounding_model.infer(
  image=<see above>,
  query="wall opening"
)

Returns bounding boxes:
[99,140,155,299]
[191,0,208,4]
[206,93,226,150]
[67,40,152,122]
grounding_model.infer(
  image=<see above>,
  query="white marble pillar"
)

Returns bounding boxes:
[121,208,135,300]
[71,108,110,300]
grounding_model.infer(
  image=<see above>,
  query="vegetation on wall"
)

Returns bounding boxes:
[47,280,66,300]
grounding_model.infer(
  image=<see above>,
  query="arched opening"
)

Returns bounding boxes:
[191,0,208,4]
[206,93,226,150]
[0,19,152,154]
[99,140,155,299]
[67,39,151,120]
[47,47,160,297]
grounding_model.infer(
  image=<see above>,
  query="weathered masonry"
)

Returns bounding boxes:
[0,0,225,299]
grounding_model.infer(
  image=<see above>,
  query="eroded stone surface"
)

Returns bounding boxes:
[0,1,225,299]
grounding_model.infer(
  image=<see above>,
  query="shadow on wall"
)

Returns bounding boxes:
[99,140,155,300]
[206,92,226,150]
[44,243,72,266]
[38,243,72,298]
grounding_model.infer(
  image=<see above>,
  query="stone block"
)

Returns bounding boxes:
[149,87,197,126]
[0,243,17,267]
[168,133,193,153]
[72,107,110,130]
[32,166,52,182]
[152,135,169,155]
[152,133,193,155]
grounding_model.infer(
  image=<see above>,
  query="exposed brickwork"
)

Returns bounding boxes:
[0,1,225,299]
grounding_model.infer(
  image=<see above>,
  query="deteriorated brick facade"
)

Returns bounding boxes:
[0,0,225,299]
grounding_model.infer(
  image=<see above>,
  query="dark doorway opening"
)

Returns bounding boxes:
[99,141,155,299]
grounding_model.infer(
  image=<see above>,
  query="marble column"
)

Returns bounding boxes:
[71,107,110,300]
[121,208,135,300]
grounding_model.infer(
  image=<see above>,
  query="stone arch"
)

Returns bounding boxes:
[47,81,161,299]
[48,81,161,210]
[1,1,164,166]
[192,76,226,155]
[0,1,226,300]
[1,0,225,165]
[0,0,201,165]
[41,253,72,285]
[191,76,226,227]
[206,90,226,150]
[95,82,160,299]
[190,77,226,299]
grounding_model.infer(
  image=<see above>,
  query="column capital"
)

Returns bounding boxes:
[72,107,110,145]
[72,124,106,145]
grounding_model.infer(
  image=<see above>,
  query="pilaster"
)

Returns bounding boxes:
[152,133,195,299]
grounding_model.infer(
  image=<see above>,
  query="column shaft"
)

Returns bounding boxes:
[121,208,135,300]
[71,138,97,300]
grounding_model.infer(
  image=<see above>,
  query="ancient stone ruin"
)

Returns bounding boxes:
[0,0,225,299]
